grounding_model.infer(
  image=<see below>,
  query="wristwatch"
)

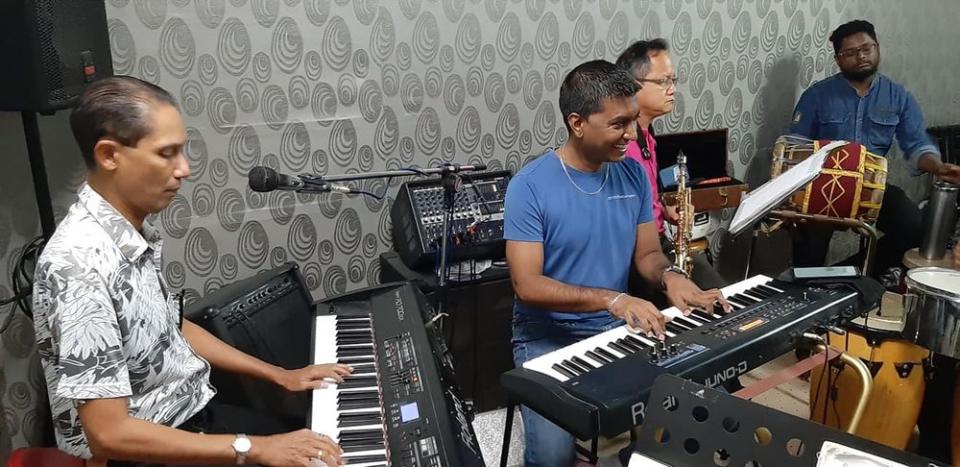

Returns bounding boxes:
[232,434,252,465]
[660,265,688,289]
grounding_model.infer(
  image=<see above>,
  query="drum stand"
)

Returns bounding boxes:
[767,210,879,276]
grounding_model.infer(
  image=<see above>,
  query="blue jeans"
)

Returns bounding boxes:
[512,312,623,467]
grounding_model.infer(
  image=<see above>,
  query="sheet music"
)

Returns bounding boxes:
[729,140,848,236]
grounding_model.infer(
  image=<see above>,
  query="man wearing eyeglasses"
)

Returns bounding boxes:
[789,19,960,274]
[616,39,726,289]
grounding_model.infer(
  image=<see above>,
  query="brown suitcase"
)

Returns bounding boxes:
[653,128,749,212]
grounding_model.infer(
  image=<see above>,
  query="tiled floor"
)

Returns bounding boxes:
[473,352,811,466]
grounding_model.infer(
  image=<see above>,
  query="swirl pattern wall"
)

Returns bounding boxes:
[4,0,960,460]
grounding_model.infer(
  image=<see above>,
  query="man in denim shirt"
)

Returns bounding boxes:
[789,20,960,273]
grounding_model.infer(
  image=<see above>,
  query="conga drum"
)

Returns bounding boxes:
[809,299,929,449]
[771,136,888,224]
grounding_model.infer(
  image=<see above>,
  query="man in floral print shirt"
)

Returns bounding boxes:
[33,76,347,467]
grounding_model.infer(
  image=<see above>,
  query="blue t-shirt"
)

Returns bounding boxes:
[789,73,940,174]
[504,149,654,321]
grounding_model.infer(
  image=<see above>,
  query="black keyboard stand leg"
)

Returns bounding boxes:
[500,402,515,467]
[590,436,599,464]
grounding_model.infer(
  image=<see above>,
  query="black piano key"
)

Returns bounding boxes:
[336,327,372,334]
[594,347,620,361]
[562,360,589,375]
[585,350,612,365]
[342,441,385,452]
[338,412,382,423]
[561,359,589,375]
[338,391,378,401]
[691,308,717,322]
[683,312,711,325]
[348,362,376,370]
[344,455,388,464]
[608,340,636,355]
[667,319,692,331]
[338,356,375,364]
[624,335,651,349]
[337,315,373,324]
[570,356,596,370]
[336,323,372,332]
[335,318,371,325]
[617,338,644,352]
[744,286,772,299]
[756,284,783,296]
[731,293,760,305]
[339,418,383,428]
[339,429,383,440]
[552,363,578,379]
[725,296,750,308]
[674,315,702,328]
[665,322,687,334]
[338,399,380,410]
[337,340,373,348]
[336,333,373,341]
[338,348,374,358]
[339,380,379,390]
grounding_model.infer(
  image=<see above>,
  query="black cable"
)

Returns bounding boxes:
[810,338,830,423]
[0,235,46,334]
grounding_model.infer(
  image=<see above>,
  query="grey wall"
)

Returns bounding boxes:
[3,0,960,459]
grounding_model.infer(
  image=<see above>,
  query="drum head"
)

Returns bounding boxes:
[906,267,960,300]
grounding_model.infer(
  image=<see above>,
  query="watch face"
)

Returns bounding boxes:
[234,436,252,453]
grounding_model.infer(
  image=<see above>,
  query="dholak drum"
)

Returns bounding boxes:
[809,300,929,449]
[771,135,888,223]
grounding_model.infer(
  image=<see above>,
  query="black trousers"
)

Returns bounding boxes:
[792,184,923,275]
[105,398,292,467]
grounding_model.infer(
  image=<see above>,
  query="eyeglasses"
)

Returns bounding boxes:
[836,42,878,60]
[640,146,652,160]
[638,75,680,88]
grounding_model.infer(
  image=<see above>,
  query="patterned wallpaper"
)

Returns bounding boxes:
[3,0,960,459]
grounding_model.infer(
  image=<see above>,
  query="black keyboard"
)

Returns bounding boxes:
[501,275,860,439]
[311,283,485,467]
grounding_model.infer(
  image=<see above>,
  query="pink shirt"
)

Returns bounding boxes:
[625,127,664,233]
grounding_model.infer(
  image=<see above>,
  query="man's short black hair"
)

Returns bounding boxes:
[559,60,640,131]
[615,38,669,79]
[70,75,178,170]
[829,20,878,54]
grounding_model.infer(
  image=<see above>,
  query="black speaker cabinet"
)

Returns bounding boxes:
[379,251,515,412]
[184,263,314,427]
[0,0,113,113]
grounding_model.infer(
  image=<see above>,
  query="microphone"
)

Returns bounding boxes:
[247,166,353,193]
[439,163,487,173]
[248,166,304,192]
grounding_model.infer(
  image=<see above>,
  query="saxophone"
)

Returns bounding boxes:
[673,151,695,277]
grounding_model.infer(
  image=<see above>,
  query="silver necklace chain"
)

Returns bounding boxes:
[556,151,608,195]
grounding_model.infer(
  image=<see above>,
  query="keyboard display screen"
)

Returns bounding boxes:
[401,402,420,423]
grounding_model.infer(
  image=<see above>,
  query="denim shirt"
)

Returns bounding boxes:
[789,73,940,174]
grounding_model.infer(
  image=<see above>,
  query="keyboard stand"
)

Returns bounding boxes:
[498,401,601,466]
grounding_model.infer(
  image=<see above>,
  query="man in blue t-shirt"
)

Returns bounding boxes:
[504,60,731,467]
[789,20,960,274]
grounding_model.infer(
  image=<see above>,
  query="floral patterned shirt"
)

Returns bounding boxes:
[32,184,215,458]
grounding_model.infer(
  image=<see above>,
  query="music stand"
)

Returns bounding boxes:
[630,374,946,467]
[728,141,849,277]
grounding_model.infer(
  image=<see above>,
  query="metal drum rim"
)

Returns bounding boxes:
[905,267,960,301]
